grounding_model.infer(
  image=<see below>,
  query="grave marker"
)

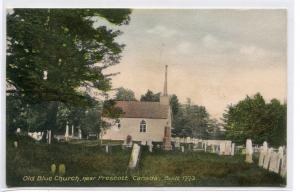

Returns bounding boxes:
[128,143,141,169]
[245,139,253,163]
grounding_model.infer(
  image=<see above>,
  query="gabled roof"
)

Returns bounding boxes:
[115,101,169,119]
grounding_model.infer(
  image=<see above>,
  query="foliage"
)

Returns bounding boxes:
[172,99,210,138]
[6,9,131,135]
[140,90,160,102]
[114,87,136,101]
[222,93,286,146]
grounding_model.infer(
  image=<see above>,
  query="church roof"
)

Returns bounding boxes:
[115,101,169,119]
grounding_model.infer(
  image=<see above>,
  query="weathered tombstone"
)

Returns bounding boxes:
[71,125,74,138]
[65,123,69,141]
[162,124,172,150]
[181,146,185,153]
[204,142,207,152]
[50,164,56,175]
[225,141,232,155]
[258,141,268,167]
[47,130,52,144]
[13,141,18,148]
[58,164,66,176]
[128,143,141,169]
[231,143,235,156]
[245,139,253,163]
[280,154,287,178]
[105,144,109,153]
[78,129,82,139]
[276,146,284,174]
[263,148,273,169]
[269,150,278,172]
[219,142,226,155]
[186,137,191,143]
[16,128,21,134]
[147,140,153,152]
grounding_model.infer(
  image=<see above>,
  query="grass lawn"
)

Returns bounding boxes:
[6,137,286,187]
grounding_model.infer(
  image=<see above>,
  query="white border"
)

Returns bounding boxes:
[0,0,295,191]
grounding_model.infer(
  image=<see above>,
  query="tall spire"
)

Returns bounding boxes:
[163,65,168,96]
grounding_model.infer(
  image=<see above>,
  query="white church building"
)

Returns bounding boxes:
[101,65,172,143]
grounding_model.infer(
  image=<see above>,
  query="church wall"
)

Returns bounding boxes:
[101,118,168,142]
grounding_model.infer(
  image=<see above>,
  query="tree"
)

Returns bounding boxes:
[114,87,136,101]
[140,90,160,102]
[222,93,286,146]
[170,94,179,116]
[6,9,131,137]
[172,99,210,138]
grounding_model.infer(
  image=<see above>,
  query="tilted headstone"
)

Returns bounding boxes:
[128,143,141,169]
[231,143,235,156]
[269,150,279,173]
[276,146,284,174]
[258,141,268,167]
[245,139,253,163]
[263,148,273,169]
[280,154,287,178]
[14,141,18,148]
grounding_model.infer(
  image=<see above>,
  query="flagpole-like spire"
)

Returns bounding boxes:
[163,65,168,96]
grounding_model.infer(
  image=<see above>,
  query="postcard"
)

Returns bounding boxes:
[5,8,288,188]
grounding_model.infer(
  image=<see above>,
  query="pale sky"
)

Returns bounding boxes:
[103,9,287,119]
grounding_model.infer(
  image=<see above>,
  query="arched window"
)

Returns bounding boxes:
[140,120,146,132]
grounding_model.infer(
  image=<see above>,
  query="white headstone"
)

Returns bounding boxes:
[48,130,52,144]
[105,145,109,153]
[16,128,21,134]
[186,137,191,143]
[245,139,253,163]
[263,148,273,169]
[225,141,232,155]
[269,150,278,173]
[128,143,141,169]
[231,143,235,156]
[65,123,69,140]
[71,125,74,137]
[276,146,284,173]
[14,141,18,148]
[219,142,226,155]
[258,141,268,167]
[181,146,185,153]
[147,140,153,152]
[78,129,82,139]
[280,154,287,178]
[204,142,207,152]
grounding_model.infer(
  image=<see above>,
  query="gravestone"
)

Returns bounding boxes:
[58,164,66,176]
[245,139,253,163]
[204,142,207,152]
[219,142,226,155]
[263,148,273,169]
[280,154,287,178]
[180,138,185,144]
[186,137,191,143]
[162,124,172,151]
[14,141,18,148]
[181,146,185,153]
[225,141,232,155]
[78,129,82,139]
[65,123,69,141]
[269,150,278,172]
[231,143,235,156]
[125,135,133,147]
[16,128,21,134]
[128,143,141,169]
[51,164,56,175]
[147,140,153,152]
[105,144,109,153]
[277,146,284,174]
[258,141,268,167]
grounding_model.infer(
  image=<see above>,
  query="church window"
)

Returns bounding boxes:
[140,120,146,132]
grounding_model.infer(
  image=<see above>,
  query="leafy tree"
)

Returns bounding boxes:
[140,90,160,102]
[170,94,179,116]
[172,99,210,138]
[6,9,131,137]
[222,93,286,146]
[114,87,136,101]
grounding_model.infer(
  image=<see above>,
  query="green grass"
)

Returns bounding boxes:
[6,137,286,187]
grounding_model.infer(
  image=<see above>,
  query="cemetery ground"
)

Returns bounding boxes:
[7,136,286,187]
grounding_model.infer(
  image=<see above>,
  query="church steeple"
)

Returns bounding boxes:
[163,65,168,96]
[160,65,169,105]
